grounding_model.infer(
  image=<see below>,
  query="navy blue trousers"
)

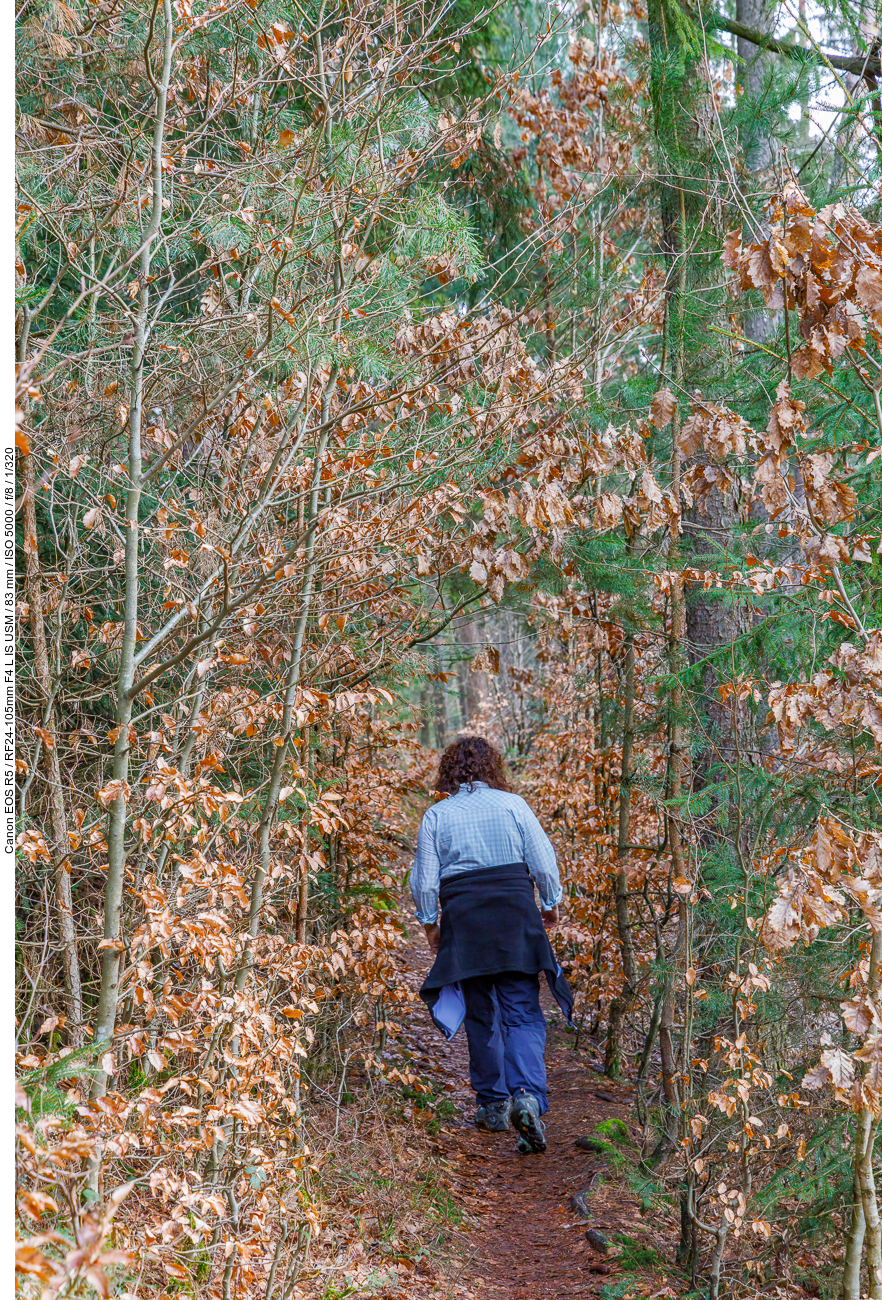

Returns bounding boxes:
[461,971,548,1113]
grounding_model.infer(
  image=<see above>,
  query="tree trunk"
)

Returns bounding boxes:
[433,670,450,750]
[684,493,754,761]
[859,1111,882,1299]
[829,75,860,196]
[296,727,313,945]
[21,452,83,1044]
[842,930,882,1299]
[842,1161,867,1300]
[605,620,638,1077]
[91,0,174,1103]
[735,0,775,173]
[736,0,776,343]
[457,616,488,727]
[419,684,433,748]
[236,422,331,994]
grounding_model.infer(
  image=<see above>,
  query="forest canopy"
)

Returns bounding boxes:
[13,0,882,1296]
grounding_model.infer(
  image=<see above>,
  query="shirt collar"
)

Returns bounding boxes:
[454,780,488,795]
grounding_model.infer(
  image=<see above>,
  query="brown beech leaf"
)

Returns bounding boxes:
[820,1046,855,1090]
[704,407,749,460]
[649,387,677,429]
[742,242,777,291]
[791,343,827,381]
[678,410,706,458]
[856,265,882,317]
[817,534,849,565]
[639,468,664,504]
[593,492,623,532]
[722,227,742,271]
[802,1062,832,1091]
[841,998,875,1035]
[862,698,882,744]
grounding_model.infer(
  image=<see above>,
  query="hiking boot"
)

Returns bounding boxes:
[511,1091,546,1153]
[474,1099,511,1132]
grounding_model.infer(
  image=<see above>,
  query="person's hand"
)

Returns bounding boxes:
[424,922,441,954]
[541,905,559,930]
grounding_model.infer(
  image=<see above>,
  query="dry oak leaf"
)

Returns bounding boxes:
[760,870,811,950]
[817,534,849,565]
[814,818,854,881]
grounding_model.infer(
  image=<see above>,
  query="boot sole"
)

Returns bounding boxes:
[512,1109,546,1153]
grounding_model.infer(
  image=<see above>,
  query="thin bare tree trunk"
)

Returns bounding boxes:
[860,1111,882,1299]
[842,1173,867,1300]
[21,452,83,1044]
[296,727,313,944]
[419,684,433,748]
[706,1220,729,1300]
[842,930,882,1299]
[91,0,174,1101]
[652,376,691,1176]
[236,411,332,995]
[605,612,638,1077]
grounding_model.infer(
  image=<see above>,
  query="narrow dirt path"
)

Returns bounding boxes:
[396,920,671,1299]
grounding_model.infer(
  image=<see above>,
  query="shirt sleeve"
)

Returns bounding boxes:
[410,809,442,924]
[520,803,563,911]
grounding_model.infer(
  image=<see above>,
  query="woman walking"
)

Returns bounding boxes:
[412,736,573,1154]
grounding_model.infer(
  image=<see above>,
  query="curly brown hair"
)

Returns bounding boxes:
[435,735,511,796]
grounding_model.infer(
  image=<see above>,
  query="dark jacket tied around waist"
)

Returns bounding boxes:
[419,862,574,1039]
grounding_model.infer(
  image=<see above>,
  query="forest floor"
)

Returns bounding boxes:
[297,889,683,1300]
[385,918,681,1300]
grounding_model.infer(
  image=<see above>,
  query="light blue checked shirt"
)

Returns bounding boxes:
[410,782,563,925]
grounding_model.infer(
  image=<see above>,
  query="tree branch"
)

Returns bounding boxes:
[709,14,881,78]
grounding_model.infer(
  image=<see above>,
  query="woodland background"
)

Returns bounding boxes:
[12,0,882,1296]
